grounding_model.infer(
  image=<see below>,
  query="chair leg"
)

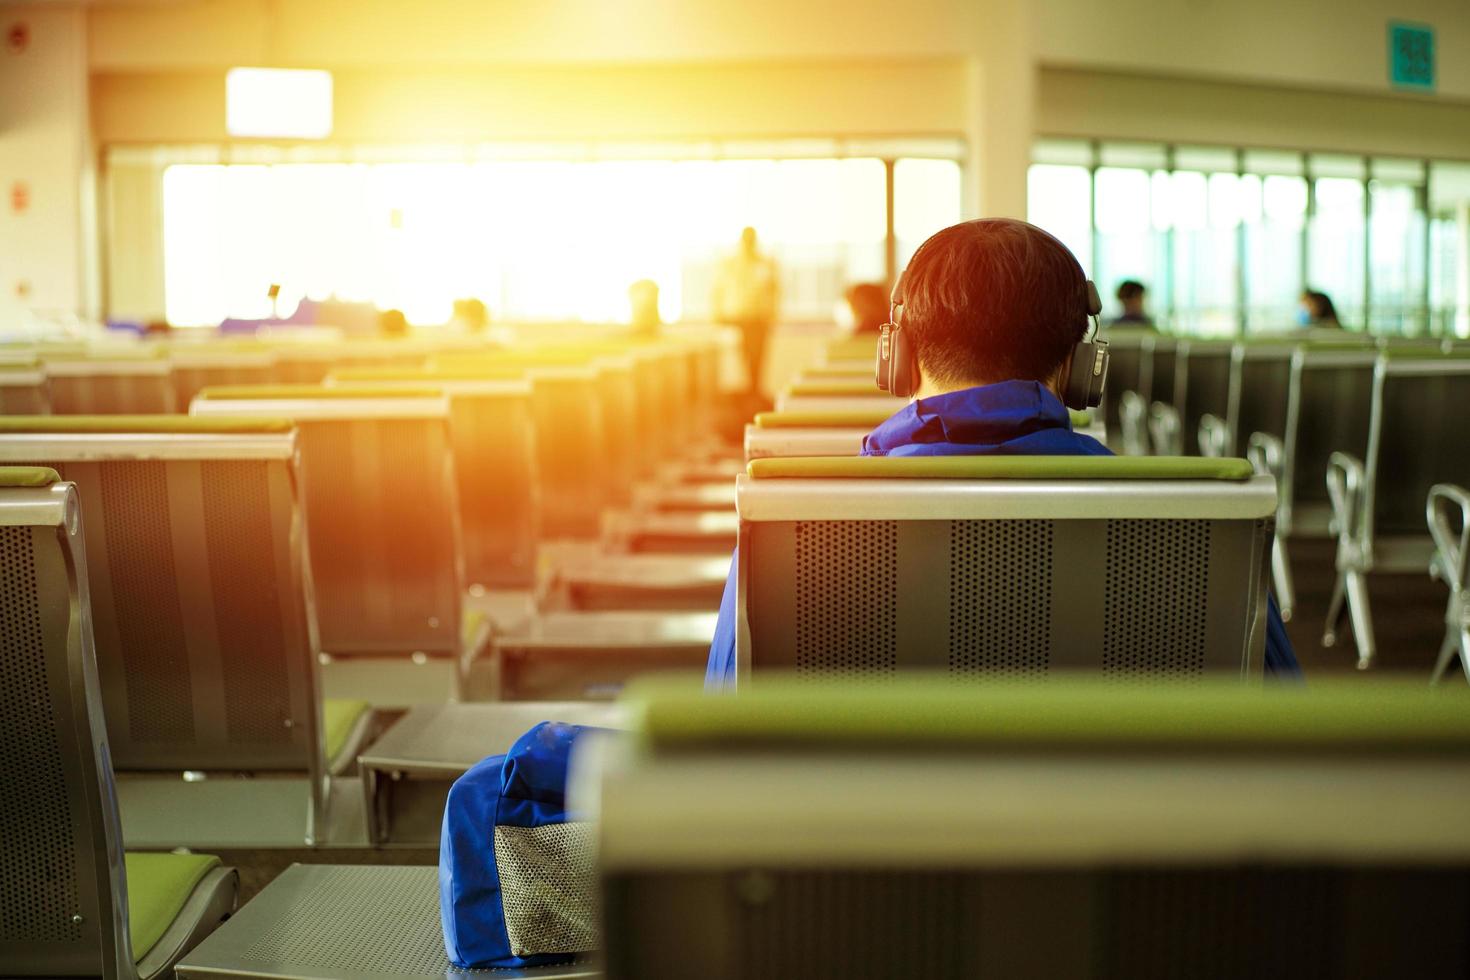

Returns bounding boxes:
[1322,571,1348,647]
[1272,533,1295,622]
[1459,630,1470,685]
[1431,628,1459,684]
[1346,571,1376,670]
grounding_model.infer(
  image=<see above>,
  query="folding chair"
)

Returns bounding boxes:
[0,467,238,979]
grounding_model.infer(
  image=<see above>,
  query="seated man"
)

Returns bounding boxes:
[706,218,1300,684]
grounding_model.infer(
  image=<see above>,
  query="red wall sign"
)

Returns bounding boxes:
[6,22,27,55]
[10,181,29,215]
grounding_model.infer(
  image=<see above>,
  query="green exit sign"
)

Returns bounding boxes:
[1388,22,1435,91]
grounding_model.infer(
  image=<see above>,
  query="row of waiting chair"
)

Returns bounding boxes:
[1107,331,1470,672]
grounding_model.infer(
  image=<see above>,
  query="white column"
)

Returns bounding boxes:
[963,3,1036,221]
[0,3,95,330]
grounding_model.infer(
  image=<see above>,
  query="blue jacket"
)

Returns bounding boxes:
[706,380,1301,685]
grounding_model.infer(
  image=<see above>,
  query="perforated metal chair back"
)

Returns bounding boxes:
[1174,340,1234,456]
[0,473,134,979]
[192,393,465,659]
[1366,358,1470,538]
[1147,338,1178,411]
[0,365,52,414]
[735,457,1274,684]
[0,422,323,777]
[46,359,178,415]
[1283,348,1378,525]
[1098,330,1151,446]
[1227,342,1295,455]
[325,371,543,589]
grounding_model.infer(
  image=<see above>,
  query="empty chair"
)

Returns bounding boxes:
[1323,355,1470,668]
[0,466,238,978]
[0,357,52,413]
[0,416,368,846]
[45,354,177,414]
[1428,484,1470,684]
[192,386,484,705]
[1173,338,1234,456]
[1280,346,1380,537]
[733,455,1274,684]
[589,677,1470,980]
[328,368,542,590]
[774,380,896,414]
[167,346,276,407]
[1097,327,1155,448]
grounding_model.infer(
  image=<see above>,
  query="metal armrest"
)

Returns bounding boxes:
[1198,414,1230,458]
[1427,484,1470,595]
[1148,402,1183,456]
[1118,390,1149,456]
[1326,452,1368,564]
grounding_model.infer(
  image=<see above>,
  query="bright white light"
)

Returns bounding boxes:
[226,68,333,139]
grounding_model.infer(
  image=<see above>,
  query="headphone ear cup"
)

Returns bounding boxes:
[890,326,918,398]
[1065,341,1110,411]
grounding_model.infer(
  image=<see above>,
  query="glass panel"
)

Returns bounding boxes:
[1309,153,1367,180]
[162,157,887,326]
[1174,145,1237,174]
[1243,149,1305,177]
[1032,138,1093,168]
[1241,173,1307,332]
[1371,157,1426,183]
[1093,167,1166,323]
[1098,142,1167,170]
[1167,169,1240,335]
[1367,179,1427,335]
[1307,176,1366,329]
[1027,164,1093,275]
[1429,161,1470,338]
[894,158,964,270]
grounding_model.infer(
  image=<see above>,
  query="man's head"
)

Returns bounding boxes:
[739,226,759,256]
[844,282,889,334]
[1116,280,1146,316]
[896,218,1090,398]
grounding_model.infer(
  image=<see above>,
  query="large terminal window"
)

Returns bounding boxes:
[1028,139,1470,338]
[156,143,961,328]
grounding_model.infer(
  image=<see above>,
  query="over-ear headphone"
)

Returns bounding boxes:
[874,250,1110,411]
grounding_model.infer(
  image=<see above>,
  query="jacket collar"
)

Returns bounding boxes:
[861,380,1073,455]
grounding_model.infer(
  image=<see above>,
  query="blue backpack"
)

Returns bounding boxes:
[439,721,604,969]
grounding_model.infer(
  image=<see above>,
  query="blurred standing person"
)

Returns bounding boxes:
[627,279,663,337]
[1110,280,1154,328]
[712,227,779,402]
[842,282,889,335]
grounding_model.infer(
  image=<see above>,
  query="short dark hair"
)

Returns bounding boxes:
[1116,280,1145,302]
[844,282,889,333]
[898,219,1089,385]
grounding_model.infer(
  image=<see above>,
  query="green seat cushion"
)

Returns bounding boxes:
[748,454,1255,481]
[826,336,878,360]
[196,384,443,400]
[784,380,882,397]
[0,466,61,487]
[757,408,1094,429]
[622,676,1470,754]
[755,409,894,429]
[124,851,222,961]
[331,366,529,383]
[322,699,370,764]
[0,415,293,434]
